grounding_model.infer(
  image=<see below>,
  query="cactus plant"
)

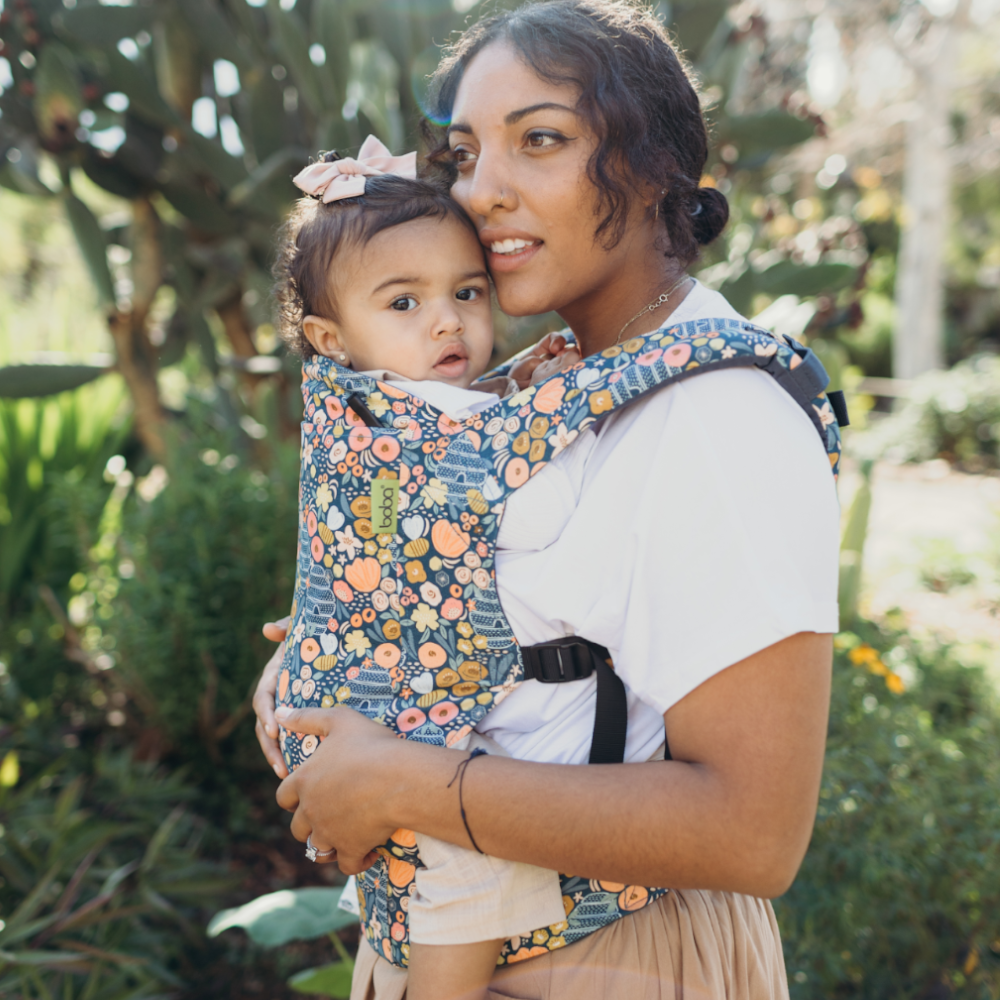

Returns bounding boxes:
[0,0,844,457]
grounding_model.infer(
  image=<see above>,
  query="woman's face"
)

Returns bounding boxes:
[447,42,644,319]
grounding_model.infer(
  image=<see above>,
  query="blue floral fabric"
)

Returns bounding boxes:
[277,318,842,968]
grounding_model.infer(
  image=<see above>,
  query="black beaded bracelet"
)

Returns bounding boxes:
[447,747,488,854]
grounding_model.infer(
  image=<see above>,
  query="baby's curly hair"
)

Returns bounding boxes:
[274,165,479,357]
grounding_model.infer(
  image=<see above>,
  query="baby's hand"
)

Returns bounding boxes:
[528,346,581,385]
[509,332,572,389]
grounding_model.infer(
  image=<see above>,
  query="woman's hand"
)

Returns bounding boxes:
[254,618,290,778]
[274,705,403,874]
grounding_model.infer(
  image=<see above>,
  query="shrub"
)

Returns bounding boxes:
[777,622,1000,999]
[84,408,300,806]
[862,354,1000,470]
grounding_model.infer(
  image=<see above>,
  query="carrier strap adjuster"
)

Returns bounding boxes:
[521,636,607,684]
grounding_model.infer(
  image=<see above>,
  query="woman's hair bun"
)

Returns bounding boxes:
[692,187,729,246]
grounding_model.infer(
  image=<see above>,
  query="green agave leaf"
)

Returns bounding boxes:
[267,0,325,115]
[721,111,817,157]
[33,42,83,146]
[207,887,357,947]
[0,160,57,198]
[104,49,180,131]
[81,148,148,200]
[756,260,857,298]
[174,0,250,69]
[288,961,354,997]
[312,0,355,103]
[0,364,110,400]
[670,0,731,60]
[247,73,288,163]
[64,193,117,308]
[227,146,310,207]
[58,5,154,46]
[160,182,238,235]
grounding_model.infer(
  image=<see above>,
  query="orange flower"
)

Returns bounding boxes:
[533,378,565,414]
[504,457,530,488]
[345,556,381,592]
[431,519,470,558]
[300,638,320,663]
[588,389,613,415]
[374,643,401,668]
[405,560,426,584]
[418,642,447,669]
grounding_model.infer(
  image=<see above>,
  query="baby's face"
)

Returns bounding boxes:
[317,215,494,388]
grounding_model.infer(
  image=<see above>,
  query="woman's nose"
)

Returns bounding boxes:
[462,149,510,220]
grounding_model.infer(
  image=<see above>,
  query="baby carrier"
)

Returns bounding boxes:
[278,317,846,968]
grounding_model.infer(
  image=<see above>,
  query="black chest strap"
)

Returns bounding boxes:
[520,637,672,765]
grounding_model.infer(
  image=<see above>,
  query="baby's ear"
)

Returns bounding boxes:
[302,315,345,360]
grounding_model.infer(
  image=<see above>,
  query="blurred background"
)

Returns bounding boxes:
[1,0,999,996]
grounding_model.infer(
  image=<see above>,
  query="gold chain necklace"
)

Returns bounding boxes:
[615,275,691,345]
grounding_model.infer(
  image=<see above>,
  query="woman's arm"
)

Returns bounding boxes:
[275,630,831,898]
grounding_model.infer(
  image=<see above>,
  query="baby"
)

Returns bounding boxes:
[273,137,569,1000]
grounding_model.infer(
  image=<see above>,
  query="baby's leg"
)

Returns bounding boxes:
[407,938,503,1000]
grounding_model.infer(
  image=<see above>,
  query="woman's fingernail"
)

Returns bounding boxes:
[275,707,290,720]
[273,763,284,776]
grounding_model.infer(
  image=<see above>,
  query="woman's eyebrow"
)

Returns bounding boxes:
[504,102,576,125]
[446,101,577,139]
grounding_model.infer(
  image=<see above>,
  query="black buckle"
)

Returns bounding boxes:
[521,637,607,684]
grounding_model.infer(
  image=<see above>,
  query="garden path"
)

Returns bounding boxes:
[841,458,1000,679]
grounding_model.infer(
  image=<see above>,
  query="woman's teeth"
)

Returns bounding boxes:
[490,239,537,255]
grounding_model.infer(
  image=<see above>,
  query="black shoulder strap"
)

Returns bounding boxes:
[520,638,672,764]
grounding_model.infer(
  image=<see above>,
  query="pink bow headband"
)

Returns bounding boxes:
[292,135,418,203]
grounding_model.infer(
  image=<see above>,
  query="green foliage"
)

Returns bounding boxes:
[288,960,354,998]
[917,539,977,594]
[209,887,357,997]
[0,383,129,608]
[86,404,299,787]
[208,887,356,947]
[0,711,238,998]
[0,363,111,400]
[777,626,1000,999]
[838,461,872,627]
[864,355,1000,470]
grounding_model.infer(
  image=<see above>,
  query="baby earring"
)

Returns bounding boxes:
[338,353,348,364]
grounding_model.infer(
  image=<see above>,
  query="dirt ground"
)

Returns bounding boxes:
[839,458,1000,678]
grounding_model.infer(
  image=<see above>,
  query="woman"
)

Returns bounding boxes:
[254,2,840,996]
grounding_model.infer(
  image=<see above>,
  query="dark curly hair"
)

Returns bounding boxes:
[273,166,479,357]
[423,0,728,263]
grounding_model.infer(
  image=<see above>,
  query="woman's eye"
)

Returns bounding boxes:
[450,146,478,166]
[390,295,419,312]
[526,131,561,149]
[456,287,483,302]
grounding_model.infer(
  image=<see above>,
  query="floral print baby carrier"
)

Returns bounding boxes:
[278,317,844,968]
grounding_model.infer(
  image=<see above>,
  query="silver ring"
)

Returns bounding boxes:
[305,834,336,862]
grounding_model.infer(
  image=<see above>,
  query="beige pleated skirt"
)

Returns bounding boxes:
[349,889,790,1000]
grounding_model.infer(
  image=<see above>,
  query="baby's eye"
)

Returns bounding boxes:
[390,295,419,312]
[456,287,483,302]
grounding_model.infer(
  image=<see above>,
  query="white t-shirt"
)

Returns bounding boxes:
[383,281,840,766]
[478,281,841,765]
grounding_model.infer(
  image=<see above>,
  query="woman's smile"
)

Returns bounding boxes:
[481,227,544,272]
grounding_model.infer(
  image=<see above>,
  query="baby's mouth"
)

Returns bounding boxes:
[433,346,469,377]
